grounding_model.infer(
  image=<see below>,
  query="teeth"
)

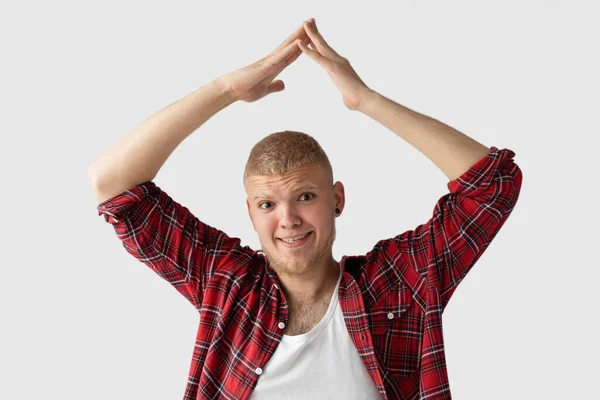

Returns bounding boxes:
[282,233,309,243]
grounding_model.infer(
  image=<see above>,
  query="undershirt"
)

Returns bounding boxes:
[249,268,383,399]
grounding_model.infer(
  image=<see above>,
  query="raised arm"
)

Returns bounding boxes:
[88,78,235,205]
[356,84,522,309]
[90,21,314,308]
[379,148,522,310]
[299,19,523,309]
[88,20,312,203]
[299,18,491,180]
[356,91,492,181]
[96,181,255,309]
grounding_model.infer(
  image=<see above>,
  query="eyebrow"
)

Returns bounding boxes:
[252,183,320,201]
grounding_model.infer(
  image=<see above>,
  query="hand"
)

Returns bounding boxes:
[218,22,312,103]
[298,19,374,111]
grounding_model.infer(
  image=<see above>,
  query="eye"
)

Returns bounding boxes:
[259,201,273,210]
[258,193,315,210]
[300,192,315,201]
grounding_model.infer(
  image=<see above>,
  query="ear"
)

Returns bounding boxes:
[246,198,256,230]
[333,181,345,214]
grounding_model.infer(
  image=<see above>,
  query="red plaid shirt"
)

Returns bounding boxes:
[97,146,522,399]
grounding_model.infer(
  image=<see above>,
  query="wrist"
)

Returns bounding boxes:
[355,88,379,113]
[213,76,238,104]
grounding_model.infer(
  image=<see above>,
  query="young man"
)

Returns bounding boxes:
[89,18,522,400]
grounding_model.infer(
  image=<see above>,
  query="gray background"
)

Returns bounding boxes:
[1,0,597,398]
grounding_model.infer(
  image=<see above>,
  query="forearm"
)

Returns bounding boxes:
[88,77,236,203]
[357,91,490,181]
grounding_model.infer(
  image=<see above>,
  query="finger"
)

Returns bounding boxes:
[284,36,311,64]
[273,21,310,53]
[303,20,341,60]
[269,38,304,69]
[266,79,285,95]
[297,39,334,70]
[258,37,309,87]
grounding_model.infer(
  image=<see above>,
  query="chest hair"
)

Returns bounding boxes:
[285,298,331,336]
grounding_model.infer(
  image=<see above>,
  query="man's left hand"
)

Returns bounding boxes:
[298,18,374,111]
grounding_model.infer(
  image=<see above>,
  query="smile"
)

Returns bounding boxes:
[279,232,313,247]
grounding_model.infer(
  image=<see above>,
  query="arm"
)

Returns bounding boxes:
[367,147,522,310]
[88,20,311,203]
[91,22,312,307]
[299,20,522,309]
[96,181,254,309]
[353,74,522,310]
[406,148,521,310]
[356,84,522,310]
[89,79,239,308]
[88,78,236,204]
[298,18,490,182]
[356,91,491,181]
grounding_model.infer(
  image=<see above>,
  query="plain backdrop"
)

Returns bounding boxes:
[1,1,598,399]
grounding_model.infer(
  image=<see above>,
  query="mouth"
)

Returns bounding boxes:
[278,231,313,248]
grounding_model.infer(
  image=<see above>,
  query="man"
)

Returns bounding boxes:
[89,18,522,400]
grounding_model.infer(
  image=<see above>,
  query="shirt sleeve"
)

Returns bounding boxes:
[372,146,523,311]
[96,180,255,310]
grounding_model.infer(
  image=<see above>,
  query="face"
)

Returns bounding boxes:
[245,163,344,278]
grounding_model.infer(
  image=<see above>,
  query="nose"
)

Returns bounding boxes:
[279,203,302,230]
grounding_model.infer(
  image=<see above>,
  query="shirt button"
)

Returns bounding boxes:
[278,322,285,329]
[255,367,263,375]
[387,312,394,319]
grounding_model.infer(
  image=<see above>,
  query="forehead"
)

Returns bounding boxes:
[246,163,326,198]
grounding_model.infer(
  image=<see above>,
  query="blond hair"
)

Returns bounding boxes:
[243,130,334,187]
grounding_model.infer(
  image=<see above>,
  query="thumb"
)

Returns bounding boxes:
[266,80,285,95]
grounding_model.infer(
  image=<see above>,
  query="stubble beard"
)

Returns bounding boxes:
[264,223,337,277]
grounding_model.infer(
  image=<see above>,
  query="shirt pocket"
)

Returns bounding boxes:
[369,285,413,334]
[368,285,424,380]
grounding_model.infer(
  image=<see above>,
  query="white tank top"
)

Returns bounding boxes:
[249,269,383,399]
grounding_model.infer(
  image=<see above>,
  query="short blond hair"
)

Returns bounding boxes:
[243,130,334,187]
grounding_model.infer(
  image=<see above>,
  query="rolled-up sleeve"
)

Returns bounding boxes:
[97,181,160,224]
[372,146,523,311]
[96,181,255,310]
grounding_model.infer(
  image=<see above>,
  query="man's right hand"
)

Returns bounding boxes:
[218,20,312,103]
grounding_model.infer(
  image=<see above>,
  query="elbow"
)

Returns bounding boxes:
[88,164,104,187]
[88,164,99,184]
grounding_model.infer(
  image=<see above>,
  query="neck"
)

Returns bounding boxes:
[277,257,340,305]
